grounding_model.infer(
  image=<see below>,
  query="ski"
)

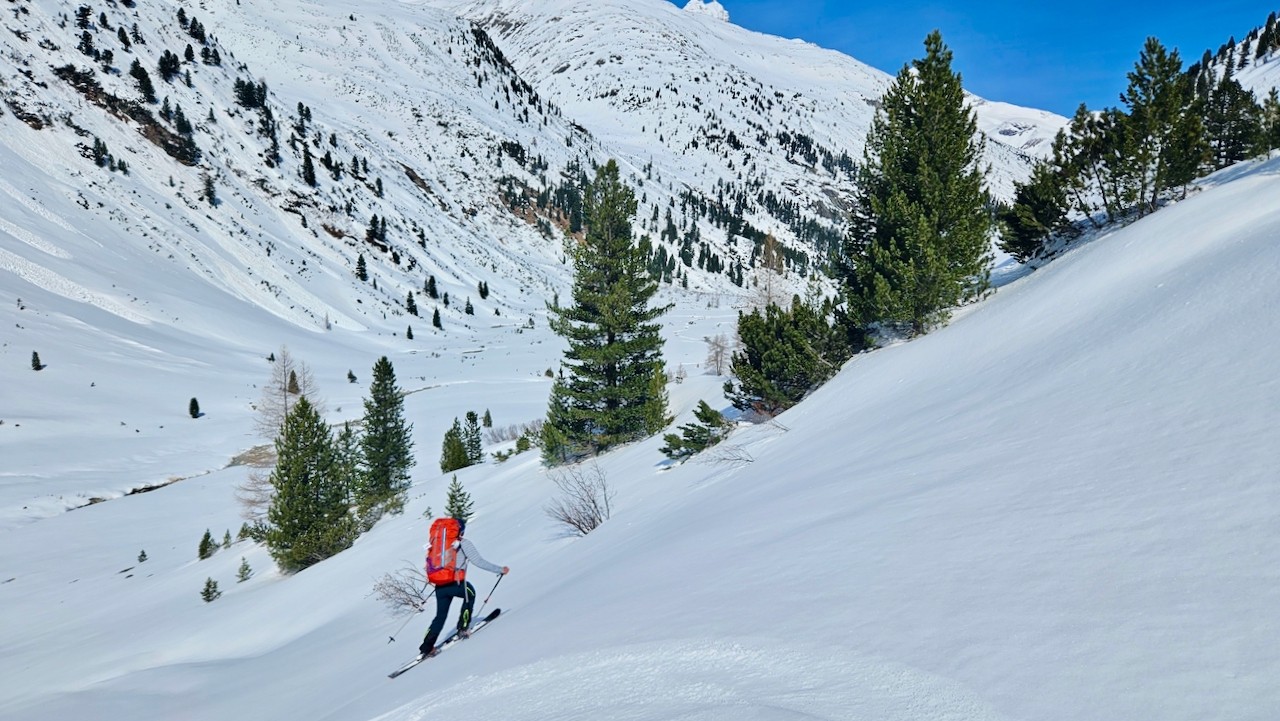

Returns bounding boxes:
[388,608,502,679]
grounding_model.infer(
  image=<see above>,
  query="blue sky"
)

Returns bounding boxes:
[671,1,1274,116]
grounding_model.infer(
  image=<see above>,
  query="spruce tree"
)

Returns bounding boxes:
[444,475,474,522]
[356,254,368,282]
[841,31,991,335]
[237,557,252,583]
[357,356,414,520]
[264,397,356,573]
[545,159,671,460]
[31,351,42,371]
[189,397,201,418]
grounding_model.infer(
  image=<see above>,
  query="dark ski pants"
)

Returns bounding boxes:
[421,580,475,650]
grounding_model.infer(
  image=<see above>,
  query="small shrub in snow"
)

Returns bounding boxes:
[545,463,613,537]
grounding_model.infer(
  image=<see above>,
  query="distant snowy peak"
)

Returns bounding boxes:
[683,0,729,22]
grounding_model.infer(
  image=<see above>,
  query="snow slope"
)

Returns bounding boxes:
[2,153,1278,721]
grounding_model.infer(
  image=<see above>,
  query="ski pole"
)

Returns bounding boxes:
[474,573,503,618]
[388,587,435,644]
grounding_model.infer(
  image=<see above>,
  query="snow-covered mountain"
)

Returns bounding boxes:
[423,0,1065,244]
[3,1,1279,719]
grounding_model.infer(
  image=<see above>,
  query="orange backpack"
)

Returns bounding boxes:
[425,517,465,586]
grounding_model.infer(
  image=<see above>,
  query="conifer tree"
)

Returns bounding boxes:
[264,397,356,573]
[356,254,368,282]
[432,307,442,329]
[1121,37,1201,214]
[444,475,474,522]
[31,351,42,371]
[463,411,483,464]
[1204,77,1263,169]
[406,291,418,316]
[1000,159,1073,262]
[198,529,215,559]
[237,557,252,583]
[545,159,671,460]
[440,419,470,473]
[201,577,221,602]
[357,357,414,520]
[302,144,317,187]
[841,31,991,335]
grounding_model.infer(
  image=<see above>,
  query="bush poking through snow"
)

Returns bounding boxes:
[372,564,433,614]
[545,463,613,537]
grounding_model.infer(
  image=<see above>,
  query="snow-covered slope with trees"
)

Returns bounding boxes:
[3,0,1278,719]
[421,0,1065,264]
[3,147,1278,721]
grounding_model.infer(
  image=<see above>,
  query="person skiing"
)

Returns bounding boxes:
[419,517,509,657]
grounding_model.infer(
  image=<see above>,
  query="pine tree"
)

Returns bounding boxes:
[426,275,438,299]
[444,475,474,522]
[1262,89,1280,151]
[31,351,42,371]
[406,325,414,340]
[1205,77,1263,169]
[725,296,852,416]
[1000,159,1073,262]
[198,529,215,559]
[545,159,671,460]
[482,409,492,428]
[841,31,991,335]
[237,557,252,583]
[463,411,483,464]
[222,530,232,548]
[264,397,356,573]
[439,419,470,473]
[357,357,414,520]
[1122,37,1200,215]
[432,307,442,329]
[201,577,222,602]
[406,291,418,316]
[188,396,201,418]
[660,400,731,460]
[356,254,368,282]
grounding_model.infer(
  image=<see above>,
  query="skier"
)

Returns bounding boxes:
[420,517,509,657]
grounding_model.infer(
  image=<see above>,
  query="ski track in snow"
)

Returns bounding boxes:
[369,639,1012,721]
